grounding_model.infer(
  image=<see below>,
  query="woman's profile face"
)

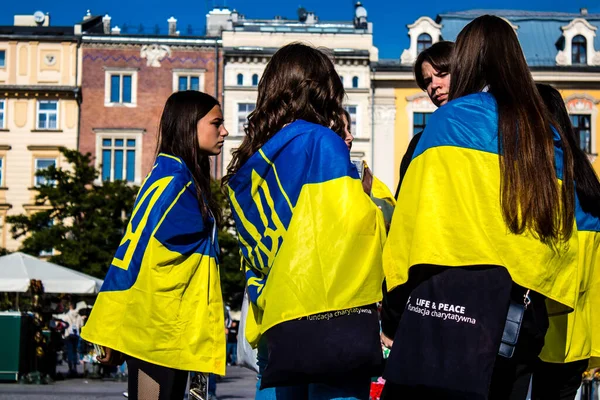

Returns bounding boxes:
[342,114,354,151]
[197,105,229,155]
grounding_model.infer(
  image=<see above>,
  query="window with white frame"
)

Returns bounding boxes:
[173,70,205,92]
[572,35,587,65]
[34,158,56,186]
[413,112,432,135]
[352,76,359,88]
[417,33,433,54]
[556,19,600,66]
[344,105,358,135]
[37,100,58,130]
[565,94,598,159]
[0,50,5,67]
[237,73,244,86]
[0,157,4,187]
[252,74,259,86]
[571,114,592,153]
[0,99,5,129]
[101,137,137,182]
[105,70,137,106]
[179,76,200,91]
[237,103,255,135]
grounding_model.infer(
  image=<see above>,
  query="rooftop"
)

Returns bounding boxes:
[439,9,600,20]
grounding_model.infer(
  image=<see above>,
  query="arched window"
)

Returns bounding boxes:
[417,33,432,54]
[340,76,344,86]
[572,35,587,65]
[352,76,359,88]
[252,74,259,86]
[237,73,244,85]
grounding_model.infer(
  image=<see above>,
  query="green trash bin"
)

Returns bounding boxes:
[0,311,22,381]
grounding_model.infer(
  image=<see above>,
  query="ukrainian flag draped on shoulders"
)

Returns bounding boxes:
[228,120,386,345]
[383,92,578,312]
[82,154,226,374]
[540,195,600,364]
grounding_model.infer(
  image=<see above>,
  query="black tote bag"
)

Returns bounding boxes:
[383,266,512,400]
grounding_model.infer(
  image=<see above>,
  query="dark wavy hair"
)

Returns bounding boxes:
[414,41,454,91]
[156,91,220,223]
[537,84,600,218]
[449,15,575,245]
[224,43,346,183]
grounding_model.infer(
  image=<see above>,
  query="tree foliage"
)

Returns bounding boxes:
[7,148,138,278]
[211,180,245,309]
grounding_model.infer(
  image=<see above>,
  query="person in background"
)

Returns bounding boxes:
[82,91,229,400]
[531,83,600,400]
[62,301,83,377]
[394,41,454,199]
[226,321,239,366]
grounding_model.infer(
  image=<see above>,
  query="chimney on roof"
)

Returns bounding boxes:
[206,7,232,36]
[168,16,178,35]
[111,26,121,35]
[581,8,588,15]
[83,10,92,21]
[231,9,239,23]
[305,11,317,25]
[102,14,111,34]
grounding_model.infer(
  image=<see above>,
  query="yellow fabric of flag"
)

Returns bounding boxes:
[82,154,226,374]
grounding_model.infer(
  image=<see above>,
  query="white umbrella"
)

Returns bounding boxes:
[0,252,103,294]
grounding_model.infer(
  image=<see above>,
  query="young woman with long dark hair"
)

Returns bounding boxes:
[82,91,229,400]
[532,83,600,400]
[224,43,386,399]
[381,16,579,400]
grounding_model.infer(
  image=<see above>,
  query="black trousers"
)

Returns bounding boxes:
[530,359,588,400]
[126,357,188,400]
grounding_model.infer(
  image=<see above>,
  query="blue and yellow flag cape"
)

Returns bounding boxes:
[384,92,578,313]
[82,154,226,374]
[228,120,386,346]
[540,194,600,365]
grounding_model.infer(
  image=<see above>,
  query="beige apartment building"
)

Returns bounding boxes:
[0,13,81,251]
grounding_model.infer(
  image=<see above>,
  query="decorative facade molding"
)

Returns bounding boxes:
[400,17,442,65]
[373,104,397,123]
[406,92,437,112]
[556,18,600,66]
[140,44,172,67]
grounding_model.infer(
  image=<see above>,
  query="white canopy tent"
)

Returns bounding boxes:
[0,252,103,294]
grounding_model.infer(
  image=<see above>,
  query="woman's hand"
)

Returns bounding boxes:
[380,332,394,349]
[97,347,125,366]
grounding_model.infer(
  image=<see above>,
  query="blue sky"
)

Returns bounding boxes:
[2,0,599,58]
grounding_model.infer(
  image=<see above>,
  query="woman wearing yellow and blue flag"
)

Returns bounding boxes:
[81,91,229,400]
[224,43,387,399]
[381,16,579,400]
[531,84,600,400]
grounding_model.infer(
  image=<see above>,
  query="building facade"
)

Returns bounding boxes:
[206,4,395,181]
[377,9,600,189]
[79,15,222,185]
[0,13,80,251]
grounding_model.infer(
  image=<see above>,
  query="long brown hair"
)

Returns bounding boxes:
[449,15,575,245]
[537,83,600,218]
[156,91,220,223]
[224,43,346,183]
